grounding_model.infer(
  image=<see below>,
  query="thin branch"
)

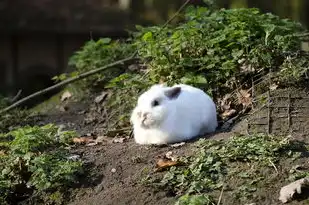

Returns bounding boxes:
[217,184,224,205]
[269,159,279,174]
[0,57,137,114]
[10,89,22,103]
[162,0,191,28]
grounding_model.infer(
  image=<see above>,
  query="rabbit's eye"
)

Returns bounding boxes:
[152,100,159,107]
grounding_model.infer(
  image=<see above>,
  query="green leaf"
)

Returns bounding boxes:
[142,31,153,41]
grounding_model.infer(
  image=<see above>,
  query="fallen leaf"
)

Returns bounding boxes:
[237,89,252,107]
[86,142,98,146]
[155,158,179,172]
[279,177,309,203]
[94,92,108,104]
[73,136,95,144]
[113,137,126,143]
[165,151,178,161]
[61,91,72,101]
[270,83,278,91]
[221,109,237,120]
[95,136,110,144]
[67,155,80,161]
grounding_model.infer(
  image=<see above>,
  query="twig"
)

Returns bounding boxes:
[267,90,271,134]
[217,185,224,205]
[0,57,137,114]
[10,89,22,103]
[269,159,279,174]
[161,0,191,28]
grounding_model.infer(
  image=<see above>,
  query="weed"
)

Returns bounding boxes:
[60,5,308,129]
[175,193,215,205]
[0,124,83,204]
[150,134,303,203]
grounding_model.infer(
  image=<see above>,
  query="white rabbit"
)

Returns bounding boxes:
[130,83,218,145]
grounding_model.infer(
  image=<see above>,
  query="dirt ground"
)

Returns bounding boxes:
[26,88,309,205]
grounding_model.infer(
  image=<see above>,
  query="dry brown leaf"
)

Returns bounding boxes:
[155,158,179,172]
[279,177,309,203]
[237,89,252,107]
[73,136,95,144]
[221,109,237,120]
[61,91,72,101]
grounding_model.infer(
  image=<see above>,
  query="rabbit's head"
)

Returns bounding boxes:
[130,84,181,128]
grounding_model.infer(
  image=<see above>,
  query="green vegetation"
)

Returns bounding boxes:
[144,134,307,204]
[175,194,215,205]
[169,134,290,192]
[0,124,83,204]
[135,7,305,90]
[57,4,308,128]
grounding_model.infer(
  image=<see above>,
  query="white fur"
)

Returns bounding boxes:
[130,84,218,145]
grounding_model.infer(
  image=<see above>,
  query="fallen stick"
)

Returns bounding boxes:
[0,56,137,114]
[0,0,191,114]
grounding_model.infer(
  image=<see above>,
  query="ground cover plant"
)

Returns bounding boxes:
[0,124,83,205]
[59,3,309,128]
[144,134,309,204]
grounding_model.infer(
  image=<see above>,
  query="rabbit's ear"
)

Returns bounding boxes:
[164,87,181,99]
